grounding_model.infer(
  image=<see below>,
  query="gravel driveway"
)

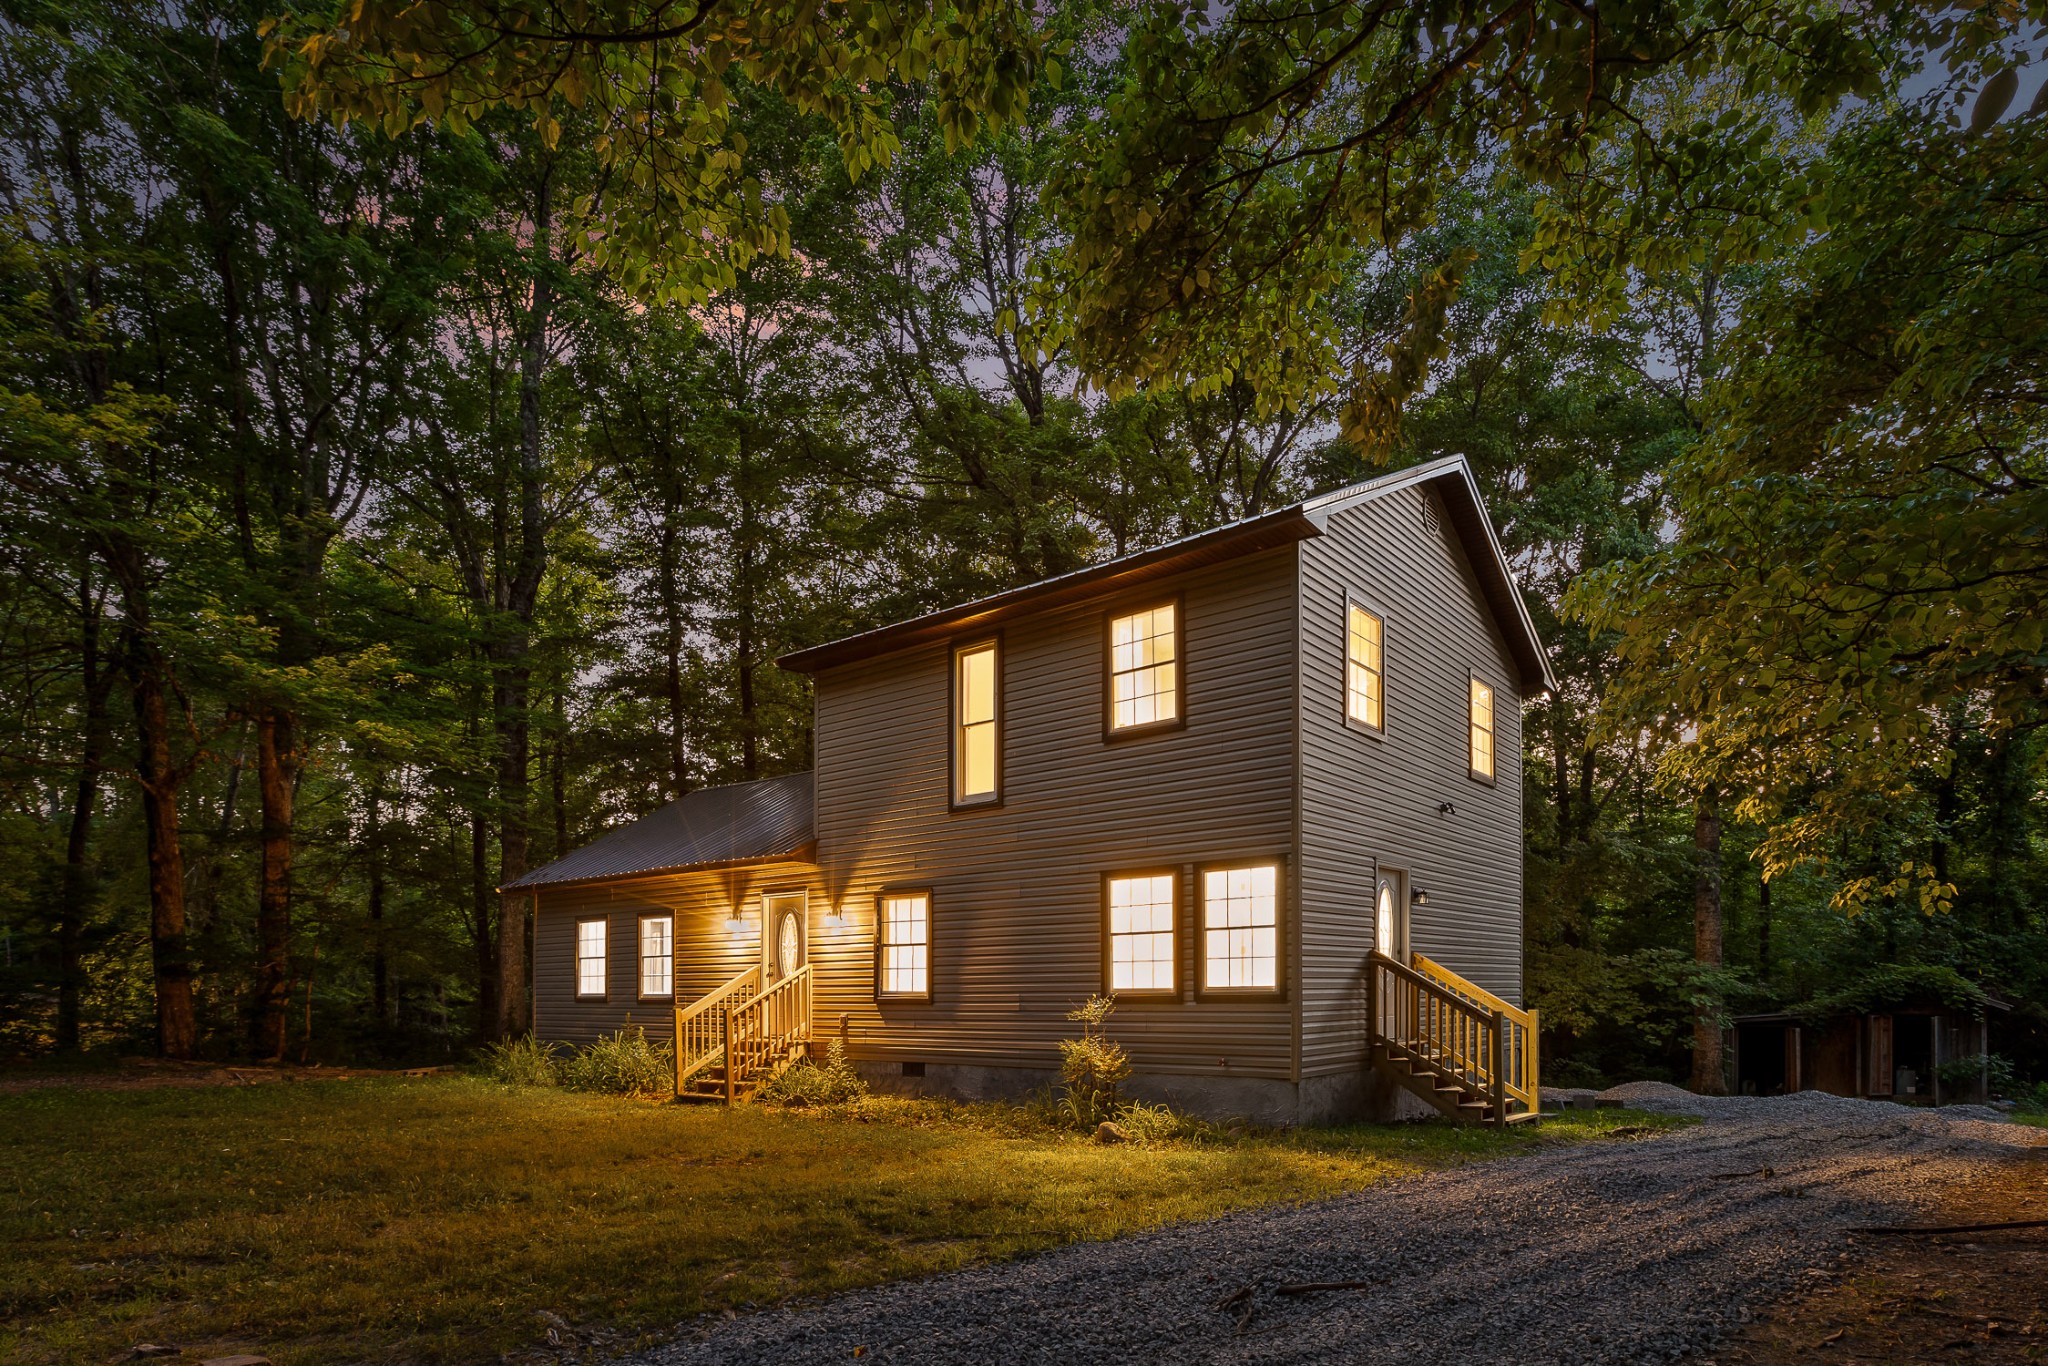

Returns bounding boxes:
[626,1088,2042,1366]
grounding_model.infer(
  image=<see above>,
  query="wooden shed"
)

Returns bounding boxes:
[1733,995,2006,1105]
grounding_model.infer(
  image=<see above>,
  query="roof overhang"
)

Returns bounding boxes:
[776,453,1554,696]
[776,508,1321,674]
[499,842,818,895]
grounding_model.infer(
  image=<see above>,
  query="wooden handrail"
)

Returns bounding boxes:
[673,966,761,1095]
[722,965,813,1101]
[1410,951,1541,1118]
[1368,950,1540,1121]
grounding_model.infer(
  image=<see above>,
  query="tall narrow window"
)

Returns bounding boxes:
[1346,602,1384,730]
[575,917,607,999]
[1469,674,1496,781]
[1201,864,1279,992]
[639,915,673,998]
[1108,601,1180,734]
[876,890,931,1001]
[1106,872,1177,996]
[953,639,1000,805]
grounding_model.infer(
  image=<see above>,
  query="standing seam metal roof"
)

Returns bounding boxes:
[502,772,814,890]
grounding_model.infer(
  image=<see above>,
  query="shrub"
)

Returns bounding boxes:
[1112,1099,1208,1143]
[558,1026,674,1097]
[476,1035,560,1087]
[1056,994,1130,1131]
[760,1036,870,1107]
[1936,1052,2015,1097]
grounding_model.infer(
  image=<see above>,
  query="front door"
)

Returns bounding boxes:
[1376,867,1409,963]
[763,891,807,984]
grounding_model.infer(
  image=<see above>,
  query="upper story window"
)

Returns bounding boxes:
[953,639,1000,806]
[1346,601,1384,730]
[1201,863,1279,993]
[1107,600,1181,735]
[1469,673,1496,782]
[1106,871,1178,997]
[575,917,607,999]
[877,890,932,1001]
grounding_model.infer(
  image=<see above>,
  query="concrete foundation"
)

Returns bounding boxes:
[851,1058,1419,1127]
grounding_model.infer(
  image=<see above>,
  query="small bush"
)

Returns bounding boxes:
[760,1036,870,1108]
[477,1035,560,1087]
[1937,1052,2016,1097]
[1057,995,1131,1131]
[559,1027,674,1097]
[1112,1099,1210,1143]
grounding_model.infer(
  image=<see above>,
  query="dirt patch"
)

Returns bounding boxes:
[1725,1146,2048,1364]
[0,1058,453,1094]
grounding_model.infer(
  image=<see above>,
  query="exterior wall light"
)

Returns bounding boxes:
[1438,801,1457,816]
[1411,888,1429,907]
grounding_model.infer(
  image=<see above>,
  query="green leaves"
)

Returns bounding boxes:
[267,1,1047,307]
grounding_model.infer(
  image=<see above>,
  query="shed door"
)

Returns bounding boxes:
[763,891,807,984]
[1867,1014,1893,1096]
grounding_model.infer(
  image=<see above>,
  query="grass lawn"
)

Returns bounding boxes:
[1,1076,1678,1364]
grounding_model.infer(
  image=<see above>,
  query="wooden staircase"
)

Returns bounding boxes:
[673,964,813,1104]
[1368,950,1540,1126]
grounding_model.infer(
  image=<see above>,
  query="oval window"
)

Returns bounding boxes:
[1376,880,1394,956]
[778,911,801,977]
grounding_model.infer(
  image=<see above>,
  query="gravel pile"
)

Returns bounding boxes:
[623,1096,2041,1366]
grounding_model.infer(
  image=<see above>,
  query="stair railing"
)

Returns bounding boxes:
[719,964,813,1103]
[1368,950,1540,1121]
[1410,952,1540,1118]
[673,966,761,1095]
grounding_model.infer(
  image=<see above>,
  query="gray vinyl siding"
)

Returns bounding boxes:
[1296,484,1526,1079]
[811,548,1301,1081]
[533,860,827,1046]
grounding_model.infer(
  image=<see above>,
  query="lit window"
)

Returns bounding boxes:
[877,891,930,999]
[1107,873,1176,995]
[576,918,607,998]
[639,915,673,998]
[1202,864,1278,991]
[1108,602,1179,732]
[1469,675,1496,781]
[954,640,999,804]
[1346,603,1383,729]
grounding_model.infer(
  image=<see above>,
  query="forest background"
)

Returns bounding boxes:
[1,0,2042,1090]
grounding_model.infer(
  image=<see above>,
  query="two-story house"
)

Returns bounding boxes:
[511,455,1554,1124]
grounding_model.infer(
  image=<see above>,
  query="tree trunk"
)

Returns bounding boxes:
[735,429,758,780]
[127,631,196,1059]
[1690,794,1725,1094]
[657,523,690,798]
[251,706,296,1059]
[1550,703,1571,844]
[57,568,112,1053]
[470,803,497,1036]
[367,774,388,1024]
[1757,872,1772,976]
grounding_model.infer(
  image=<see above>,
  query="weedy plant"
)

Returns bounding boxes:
[476,1035,561,1087]
[557,1026,674,1097]
[1057,994,1131,1130]
[759,1036,870,1107]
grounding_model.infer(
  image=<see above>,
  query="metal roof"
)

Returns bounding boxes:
[777,455,1555,694]
[502,772,814,891]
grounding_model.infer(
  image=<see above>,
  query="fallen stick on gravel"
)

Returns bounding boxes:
[1710,1167,1776,1180]
[1849,1218,2048,1235]
[1274,1282,1373,1296]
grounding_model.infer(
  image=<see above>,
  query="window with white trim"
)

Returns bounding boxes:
[639,915,673,998]
[1107,872,1177,995]
[1469,674,1496,781]
[575,917,607,998]
[954,639,999,804]
[1346,602,1383,729]
[1202,864,1279,991]
[877,891,931,999]
[1108,602,1179,732]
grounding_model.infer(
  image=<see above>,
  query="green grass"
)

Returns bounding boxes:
[0,1077,1681,1364]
